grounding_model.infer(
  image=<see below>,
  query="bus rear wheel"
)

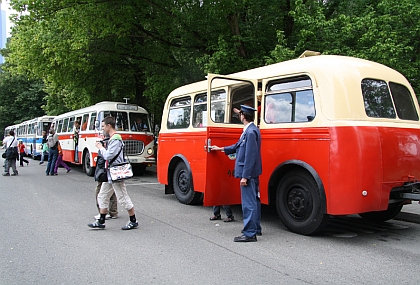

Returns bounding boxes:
[172,162,202,205]
[83,151,94,177]
[276,170,329,235]
[359,204,403,222]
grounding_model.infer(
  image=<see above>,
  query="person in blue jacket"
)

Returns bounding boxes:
[211,105,262,242]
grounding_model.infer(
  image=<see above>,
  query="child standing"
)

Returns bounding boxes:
[18,140,29,167]
[53,143,71,175]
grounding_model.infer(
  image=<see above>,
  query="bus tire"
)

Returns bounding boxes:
[358,204,403,222]
[83,151,94,177]
[276,170,329,235]
[172,162,202,205]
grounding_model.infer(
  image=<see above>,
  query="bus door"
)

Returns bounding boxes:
[203,74,258,206]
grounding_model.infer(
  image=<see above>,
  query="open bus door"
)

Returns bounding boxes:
[202,74,258,206]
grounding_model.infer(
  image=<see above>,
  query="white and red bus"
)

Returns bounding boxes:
[53,101,155,176]
[157,51,420,235]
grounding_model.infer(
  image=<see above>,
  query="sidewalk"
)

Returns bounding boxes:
[396,203,420,224]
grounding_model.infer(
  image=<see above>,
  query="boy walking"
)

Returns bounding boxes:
[88,116,138,230]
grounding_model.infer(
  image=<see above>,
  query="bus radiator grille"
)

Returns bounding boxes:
[123,140,145,155]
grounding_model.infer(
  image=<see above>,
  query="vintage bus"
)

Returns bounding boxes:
[157,51,420,235]
[53,101,155,176]
[16,116,56,158]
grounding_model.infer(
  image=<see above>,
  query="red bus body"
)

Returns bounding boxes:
[157,53,420,235]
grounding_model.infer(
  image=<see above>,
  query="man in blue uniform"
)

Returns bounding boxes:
[212,105,262,242]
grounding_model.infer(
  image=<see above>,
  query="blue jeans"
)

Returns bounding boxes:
[240,177,262,237]
[213,205,233,217]
[46,148,58,175]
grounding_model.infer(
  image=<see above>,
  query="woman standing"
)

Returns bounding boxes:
[18,140,29,167]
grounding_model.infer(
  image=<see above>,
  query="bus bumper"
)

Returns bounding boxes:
[390,181,420,202]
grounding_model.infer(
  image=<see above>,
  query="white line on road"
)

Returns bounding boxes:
[126,182,161,185]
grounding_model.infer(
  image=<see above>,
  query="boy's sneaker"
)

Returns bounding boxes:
[88,221,105,229]
[121,221,138,230]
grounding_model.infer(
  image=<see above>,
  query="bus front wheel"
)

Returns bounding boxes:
[359,204,403,222]
[83,151,94,177]
[276,170,329,235]
[172,162,202,205]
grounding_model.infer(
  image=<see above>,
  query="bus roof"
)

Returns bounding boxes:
[168,55,412,97]
[54,101,149,119]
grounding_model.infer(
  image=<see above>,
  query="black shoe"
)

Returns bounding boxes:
[53,173,58,176]
[234,234,257,242]
[11,172,18,176]
[39,161,44,165]
[257,232,262,236]
[88,221,105,229]
[122,221,138,230]
[67,169,71,173]
[2,173,10,176]
[210,215,221,221]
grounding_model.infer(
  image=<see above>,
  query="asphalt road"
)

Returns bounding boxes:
[1,158,420,284]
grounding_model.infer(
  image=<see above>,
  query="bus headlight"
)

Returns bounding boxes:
[147,148,154,155]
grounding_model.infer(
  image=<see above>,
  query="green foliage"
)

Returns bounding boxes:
[0,66,48,132]
[1,0,419,127]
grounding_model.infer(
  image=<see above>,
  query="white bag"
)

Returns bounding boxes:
[109,162,133,181]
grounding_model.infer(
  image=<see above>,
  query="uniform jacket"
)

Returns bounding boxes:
[224,122,262,179]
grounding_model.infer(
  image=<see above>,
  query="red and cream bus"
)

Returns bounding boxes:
[157,51,420,235]
[53,101,155,176]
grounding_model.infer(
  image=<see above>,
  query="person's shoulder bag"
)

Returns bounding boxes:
[3,137,18,159]
[108,141,133,182]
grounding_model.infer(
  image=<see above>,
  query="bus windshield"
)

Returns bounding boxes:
[98,111,150,132]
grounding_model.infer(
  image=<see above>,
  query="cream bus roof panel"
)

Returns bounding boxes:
[167,55,416,121]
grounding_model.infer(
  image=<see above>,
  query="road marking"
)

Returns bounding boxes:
[126,182,161,185]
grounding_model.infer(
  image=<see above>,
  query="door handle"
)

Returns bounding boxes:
[204,138,212,153]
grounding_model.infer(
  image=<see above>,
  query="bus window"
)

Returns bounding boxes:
[56,119,63,133]
[99,111,129,131]
[193,93,207,128]
[81,113,89,131]
[389,82,419,121]
[62,118,70,133]
[167,97,191,129]
[68,117,75,132]
[265,77,315,123]
[130,113,150,132]
[230,84,254,124]
[362,79,396,119]
[210,90,226,123]
[40,122,50,135]
[89,112,97,131]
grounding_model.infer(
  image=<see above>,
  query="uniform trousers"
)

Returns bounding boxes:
[240,177,262,237]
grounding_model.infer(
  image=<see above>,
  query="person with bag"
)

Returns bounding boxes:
[2,130,19,176]
[93,134,118,220]
[45,128,59,176]
[88,116,138,230]
[18,140,29,167]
